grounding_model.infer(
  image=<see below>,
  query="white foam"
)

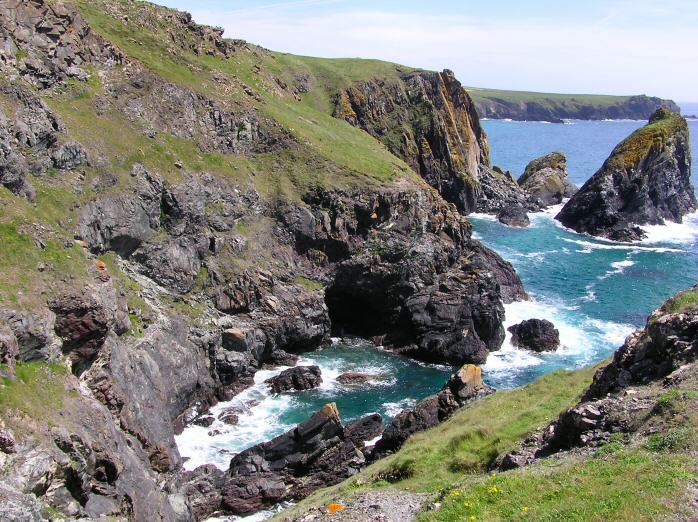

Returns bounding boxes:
[640,210,698,245]
[468,212,498,222]
[559,237,682,253]
[382,398,416,417]
[598,259,635,280]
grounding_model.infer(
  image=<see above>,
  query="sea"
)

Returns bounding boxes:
[177,116,698,486]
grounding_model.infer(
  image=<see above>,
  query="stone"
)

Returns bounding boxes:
[557,109,696,241]
[508,319,560,352]
[518,152,577,207]
[265,365,322,393]
[372,365,492,458]
[0,325,19,368]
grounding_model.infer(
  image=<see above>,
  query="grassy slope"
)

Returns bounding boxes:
[275,363,698,521]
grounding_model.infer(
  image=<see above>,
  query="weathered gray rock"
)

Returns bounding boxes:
[79,163,162,257]
[344,413,384,448]
[0,0,123,88]
[0,309,59,362]
[518,152,577,207]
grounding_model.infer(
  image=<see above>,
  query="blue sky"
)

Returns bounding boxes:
[153,0,697,101]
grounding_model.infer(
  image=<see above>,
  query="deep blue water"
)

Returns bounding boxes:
[178,118,698,473]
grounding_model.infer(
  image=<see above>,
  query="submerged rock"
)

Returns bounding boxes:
[508,319,560,352]
[265,365,322,393]
[556,109,696,241]
[518,152,577,207]
[336,372,383,385]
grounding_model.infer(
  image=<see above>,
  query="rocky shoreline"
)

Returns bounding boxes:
[0,1,694,521]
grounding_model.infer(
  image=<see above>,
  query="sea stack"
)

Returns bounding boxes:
[556,109,696,241]
[518,151,577,207]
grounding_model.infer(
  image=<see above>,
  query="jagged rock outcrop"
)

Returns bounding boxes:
[265,365,322,393]
[334,70,529,214]
[508,319,560,352]
[0,0,123,87]
[344,413,384,448]
[372,365,492,458]
[0,80,87,200]
[184,403,365,517]
[518,152,577,207]
[473,93,681,123]
[556,109,696,241]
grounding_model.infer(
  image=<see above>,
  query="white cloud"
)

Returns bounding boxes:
[186,6,698,100]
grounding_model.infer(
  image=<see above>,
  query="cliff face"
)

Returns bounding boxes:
[0,1,527,520]
[472,93,681,123]
[556,109,696,241]
[334,70,527,214]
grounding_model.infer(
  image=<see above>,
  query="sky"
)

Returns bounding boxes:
[153,0,698,101]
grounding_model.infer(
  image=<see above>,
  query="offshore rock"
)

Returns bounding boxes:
[497,205,530,227]
[557,109,696,241]
[508,319,560,352]
[344,413,384,448]
[265,365,322,393]
[518,152,577,207]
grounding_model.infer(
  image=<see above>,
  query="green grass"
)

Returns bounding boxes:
[660,287,698,315]
[71,0,416,192]
[421,450,695,522]
[0,362,72,424]
[0,215,87,308]
[295,276,324,292]
[465,86,636,107]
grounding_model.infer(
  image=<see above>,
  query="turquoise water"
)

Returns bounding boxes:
[178,118,698,472]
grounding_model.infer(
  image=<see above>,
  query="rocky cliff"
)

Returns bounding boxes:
[471,91,681,123]
[556,109,696,241]
[334,70,529,214]
[0,1,527,520]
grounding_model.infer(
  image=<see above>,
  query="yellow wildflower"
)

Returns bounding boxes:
[522,506,530,513]
[488,485,499,494]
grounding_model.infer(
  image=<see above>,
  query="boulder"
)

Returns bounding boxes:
[508,319,560,352]
[557,109,696,241]
[497,205,530,227]
[265,365,322,393]
[344,413,384,447]
[518,152,577,207]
